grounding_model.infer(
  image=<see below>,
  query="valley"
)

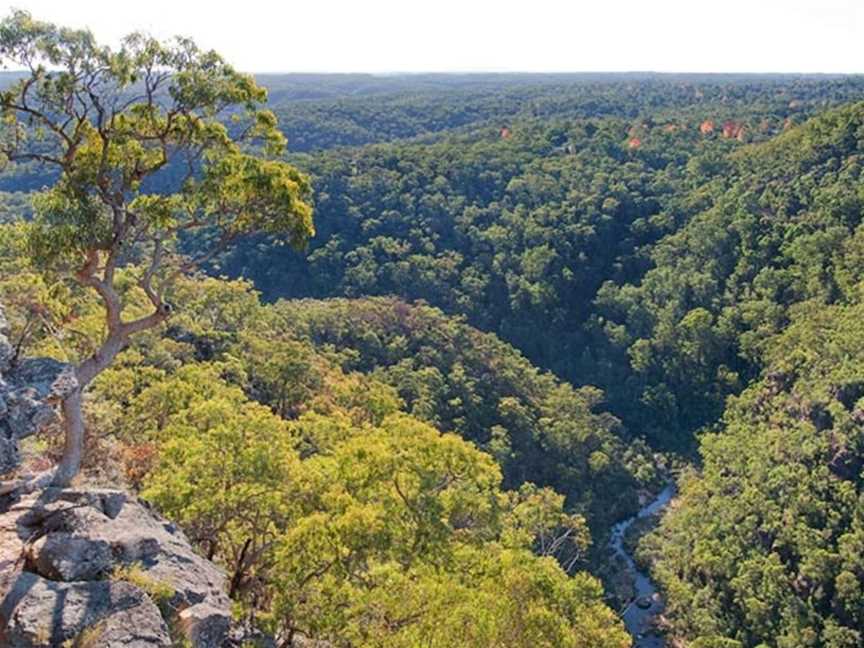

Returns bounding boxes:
[0,13,862,645]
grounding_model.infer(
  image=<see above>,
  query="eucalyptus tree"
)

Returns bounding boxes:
[0,10,314,488]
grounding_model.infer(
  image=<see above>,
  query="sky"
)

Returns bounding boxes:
[0,0,861,74]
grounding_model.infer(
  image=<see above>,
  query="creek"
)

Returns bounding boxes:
[609,483,676,647]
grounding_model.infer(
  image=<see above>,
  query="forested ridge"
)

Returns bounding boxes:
[633,105,864,646]
[1,228,632,646]
[219,76,864,451]
[1,25,864,645]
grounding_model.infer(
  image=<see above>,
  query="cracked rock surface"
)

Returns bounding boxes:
[0,303,78,476]
[0,487,233,647]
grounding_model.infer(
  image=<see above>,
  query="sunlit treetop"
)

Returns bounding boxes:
[0,9,313,316]
[0,9,314,488]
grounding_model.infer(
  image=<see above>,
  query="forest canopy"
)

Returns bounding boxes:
[2,48,864,646]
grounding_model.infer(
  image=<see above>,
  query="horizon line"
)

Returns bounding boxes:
[249,70,864,77]
[0,69,862,77]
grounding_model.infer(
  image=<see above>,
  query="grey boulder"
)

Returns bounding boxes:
[1,488,233,647]
[0,572,172,647]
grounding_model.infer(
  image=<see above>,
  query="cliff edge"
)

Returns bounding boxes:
[0,488,234,647]
[0,300,236,647]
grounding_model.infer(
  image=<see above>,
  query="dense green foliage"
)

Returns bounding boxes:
[228,82,864,646]
[597,101,864,447]
[93,282,653,533]
[0,227,630,645]
[213,76,864,450]
[5,65,864,646]
[145,401,628,647]
[267,297,657,526]
[642,298,864,647]
[620,103,864,647]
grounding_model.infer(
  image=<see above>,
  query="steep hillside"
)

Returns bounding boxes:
[217,90,864,454]
[219,113,736,378]
[615,103,864,646]
[598,101,864,447]
[641,298,864,647]
[3,59,864,646]
[0,253,635,645]
[269,296,660,527]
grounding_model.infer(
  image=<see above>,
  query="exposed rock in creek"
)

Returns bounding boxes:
[0,487,233,647]
[608,483,675,647]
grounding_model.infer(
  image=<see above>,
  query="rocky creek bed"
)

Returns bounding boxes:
[609,483,675,648]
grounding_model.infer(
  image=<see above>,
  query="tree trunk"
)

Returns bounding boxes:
[53,389,85,487]
[50,332,127,487]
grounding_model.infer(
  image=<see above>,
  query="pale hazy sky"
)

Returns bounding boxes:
[0,0,861,74]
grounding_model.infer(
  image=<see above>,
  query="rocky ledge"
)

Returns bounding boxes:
[0,488,233,647]
[0,304,78,476]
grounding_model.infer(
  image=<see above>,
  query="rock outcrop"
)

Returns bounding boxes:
[0,488,233,647]
[0,304,78,475]
[0,301,236,645]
